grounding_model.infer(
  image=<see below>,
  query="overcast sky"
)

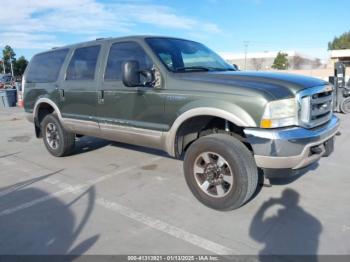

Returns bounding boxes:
[1,0,349,60]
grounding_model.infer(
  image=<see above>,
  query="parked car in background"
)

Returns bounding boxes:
[0,74,15,89]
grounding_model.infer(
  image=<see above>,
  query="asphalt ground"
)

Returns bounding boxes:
[0,107,349,257]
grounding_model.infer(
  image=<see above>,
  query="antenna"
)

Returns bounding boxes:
[243,41,250,71]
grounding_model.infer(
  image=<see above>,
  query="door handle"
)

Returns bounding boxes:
[59,89,65,101]
[98,90,104,104]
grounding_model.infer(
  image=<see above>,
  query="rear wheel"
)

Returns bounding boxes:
[340,97,350,114]
[183,134,258,210]
[41,114,75,157]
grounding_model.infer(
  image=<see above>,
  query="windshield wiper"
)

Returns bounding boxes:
[175,66,211,72]
[175,66,235,72]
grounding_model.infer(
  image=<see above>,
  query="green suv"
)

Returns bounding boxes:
[23,36,339,210]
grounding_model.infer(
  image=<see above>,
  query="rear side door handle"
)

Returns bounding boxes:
[98,90,104,104]
[58,89,65,101]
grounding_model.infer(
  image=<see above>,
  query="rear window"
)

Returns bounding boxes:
[66,45,100,81]
[26,49,68,83]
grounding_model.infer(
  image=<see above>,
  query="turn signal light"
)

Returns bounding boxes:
[260,119,272,128]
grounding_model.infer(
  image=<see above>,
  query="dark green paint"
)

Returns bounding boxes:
[23,36,328,130]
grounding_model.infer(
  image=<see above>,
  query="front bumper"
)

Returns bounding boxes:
[244,115,340,169]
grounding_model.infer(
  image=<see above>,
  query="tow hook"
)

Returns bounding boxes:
[263,177,272,187]
[310,146,323,155]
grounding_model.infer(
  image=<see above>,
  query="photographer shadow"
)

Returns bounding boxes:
[0,171,99,257]
[249,189,322,262]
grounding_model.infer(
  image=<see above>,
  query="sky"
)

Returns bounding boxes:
[1,0,349,61]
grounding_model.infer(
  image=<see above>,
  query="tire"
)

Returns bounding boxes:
[340,97,350,114]
[41,114,75,157]
[183,134,258,211]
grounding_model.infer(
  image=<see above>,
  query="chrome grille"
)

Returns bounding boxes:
[298,85,334,128]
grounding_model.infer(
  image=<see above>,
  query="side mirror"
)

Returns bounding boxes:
[232,64,239,71]
[122,60,155,87]
[139,70,154,86]
[122,60,140,87]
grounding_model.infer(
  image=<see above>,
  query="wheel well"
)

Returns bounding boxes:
[35,103,55,138]
[174,116,251,158]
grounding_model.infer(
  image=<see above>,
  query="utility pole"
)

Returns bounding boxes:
[9,55,14,77]
[244,41,249,71]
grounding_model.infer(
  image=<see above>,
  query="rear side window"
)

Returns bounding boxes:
[105,42,152,81]
[66,45,100,81]
[26,49,68,83]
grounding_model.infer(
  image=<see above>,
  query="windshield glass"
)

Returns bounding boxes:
[146,38,235,72]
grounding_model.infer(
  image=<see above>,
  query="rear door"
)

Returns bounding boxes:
[59,45,102,131]
[23,49,69,111]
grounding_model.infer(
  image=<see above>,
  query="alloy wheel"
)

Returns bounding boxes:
[193,152,234,198]
[45,122,60,150]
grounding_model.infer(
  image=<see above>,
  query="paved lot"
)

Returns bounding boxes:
[0,107,349,256]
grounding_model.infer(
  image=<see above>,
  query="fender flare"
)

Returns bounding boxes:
[33,98,63,121]
[163,107,256,156]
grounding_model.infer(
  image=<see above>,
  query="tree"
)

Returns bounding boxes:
[14,56,28,76]
[271,52,289,70]
[328,31,350,50]
[2,45,16,74]
[251,58,265,71]
[0,46,28,76]
[312,58,322,69]
[0,60,4,74]
[292,55,307,69]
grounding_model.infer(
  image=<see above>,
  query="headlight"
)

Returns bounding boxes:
[260,98,297,128]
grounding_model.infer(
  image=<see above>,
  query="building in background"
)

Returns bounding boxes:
[328,49,350,82]
[221,51,324,71]
[328,49,350,67]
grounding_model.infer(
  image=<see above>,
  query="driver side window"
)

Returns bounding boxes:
[104,42,153,81]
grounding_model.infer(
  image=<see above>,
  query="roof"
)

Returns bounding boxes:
[37,35,193,56]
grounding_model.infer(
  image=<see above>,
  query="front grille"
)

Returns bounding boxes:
[298,85,334,128]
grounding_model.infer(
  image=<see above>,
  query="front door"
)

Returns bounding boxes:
[98,41,167,131]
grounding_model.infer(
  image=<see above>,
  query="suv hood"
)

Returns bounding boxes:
[175,71,328,99]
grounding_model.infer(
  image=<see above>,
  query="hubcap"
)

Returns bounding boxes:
[193,152,234,198]
[343,99,350,113]
[46,122,60,150]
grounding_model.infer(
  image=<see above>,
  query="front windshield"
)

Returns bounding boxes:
[146,38,235,72]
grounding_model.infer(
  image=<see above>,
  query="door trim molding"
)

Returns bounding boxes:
[99,122,164,149]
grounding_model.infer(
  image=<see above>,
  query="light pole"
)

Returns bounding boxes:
[9,55,14,77]
[244,41,249,71]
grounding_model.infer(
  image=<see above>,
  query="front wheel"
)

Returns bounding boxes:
[183,134,258,211]
[340,97,350,114]
[41,114,75,157]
